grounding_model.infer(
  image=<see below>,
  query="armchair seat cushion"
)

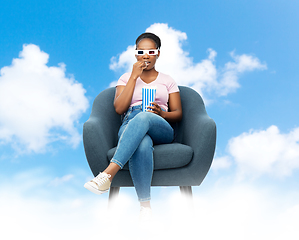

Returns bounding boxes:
[107,143,193,170]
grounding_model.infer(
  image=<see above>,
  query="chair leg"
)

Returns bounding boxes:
[180,186,192,197]
[180,186,194,211]
[108,187,120,208]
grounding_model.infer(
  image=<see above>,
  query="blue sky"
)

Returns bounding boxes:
[1,1,299,239]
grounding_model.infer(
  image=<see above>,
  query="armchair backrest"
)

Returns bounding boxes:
[89,86,209,145]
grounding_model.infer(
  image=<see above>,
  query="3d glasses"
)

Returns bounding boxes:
[135,49,159,56]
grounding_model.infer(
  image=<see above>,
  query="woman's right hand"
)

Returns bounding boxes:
[114,61,146,115]
[131,61,147,79]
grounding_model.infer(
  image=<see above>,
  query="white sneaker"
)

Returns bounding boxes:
[84,172,111,195]
[139,206,152,222]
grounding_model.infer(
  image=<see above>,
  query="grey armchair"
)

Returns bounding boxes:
[83,86,216,201]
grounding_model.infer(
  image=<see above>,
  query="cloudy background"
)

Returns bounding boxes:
[1,1,299,239]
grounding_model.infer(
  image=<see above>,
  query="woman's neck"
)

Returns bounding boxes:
[140,68,159,83]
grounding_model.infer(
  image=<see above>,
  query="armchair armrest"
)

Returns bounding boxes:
[83,115,120,176]
[182,113,216,184]
[83,88,122,177]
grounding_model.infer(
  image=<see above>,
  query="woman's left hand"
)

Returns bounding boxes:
[147,102,164,117]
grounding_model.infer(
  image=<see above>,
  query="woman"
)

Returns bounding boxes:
[84,32,182,218]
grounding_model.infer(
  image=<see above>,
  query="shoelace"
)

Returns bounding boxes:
[93,173,111,185]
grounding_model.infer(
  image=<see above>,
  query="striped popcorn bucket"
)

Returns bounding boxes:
[142,87,156,112]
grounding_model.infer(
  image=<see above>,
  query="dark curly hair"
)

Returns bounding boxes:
[135,32,161,50]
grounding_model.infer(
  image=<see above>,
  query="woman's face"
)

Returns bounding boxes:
[135,38,160,71]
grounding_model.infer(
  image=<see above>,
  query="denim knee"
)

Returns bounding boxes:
[136,134,153,153]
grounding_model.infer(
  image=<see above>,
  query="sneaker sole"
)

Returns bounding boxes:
[84,182,109,195]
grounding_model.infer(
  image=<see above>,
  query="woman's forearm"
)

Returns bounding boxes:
[161,109,182,123]
[114,77,137,115]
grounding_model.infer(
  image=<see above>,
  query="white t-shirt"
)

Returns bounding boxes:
[116,72,179,111]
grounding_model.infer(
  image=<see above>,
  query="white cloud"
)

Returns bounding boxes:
[1,169,299,240]
[0,44,89,153]
[211,155,232,172]
[109,23,267,99]
[48,174,74,187]
[217,51,267,96]
[110,45,136,73]
[223,125,299,179]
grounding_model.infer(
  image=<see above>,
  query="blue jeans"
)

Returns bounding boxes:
[111,105,174,202]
